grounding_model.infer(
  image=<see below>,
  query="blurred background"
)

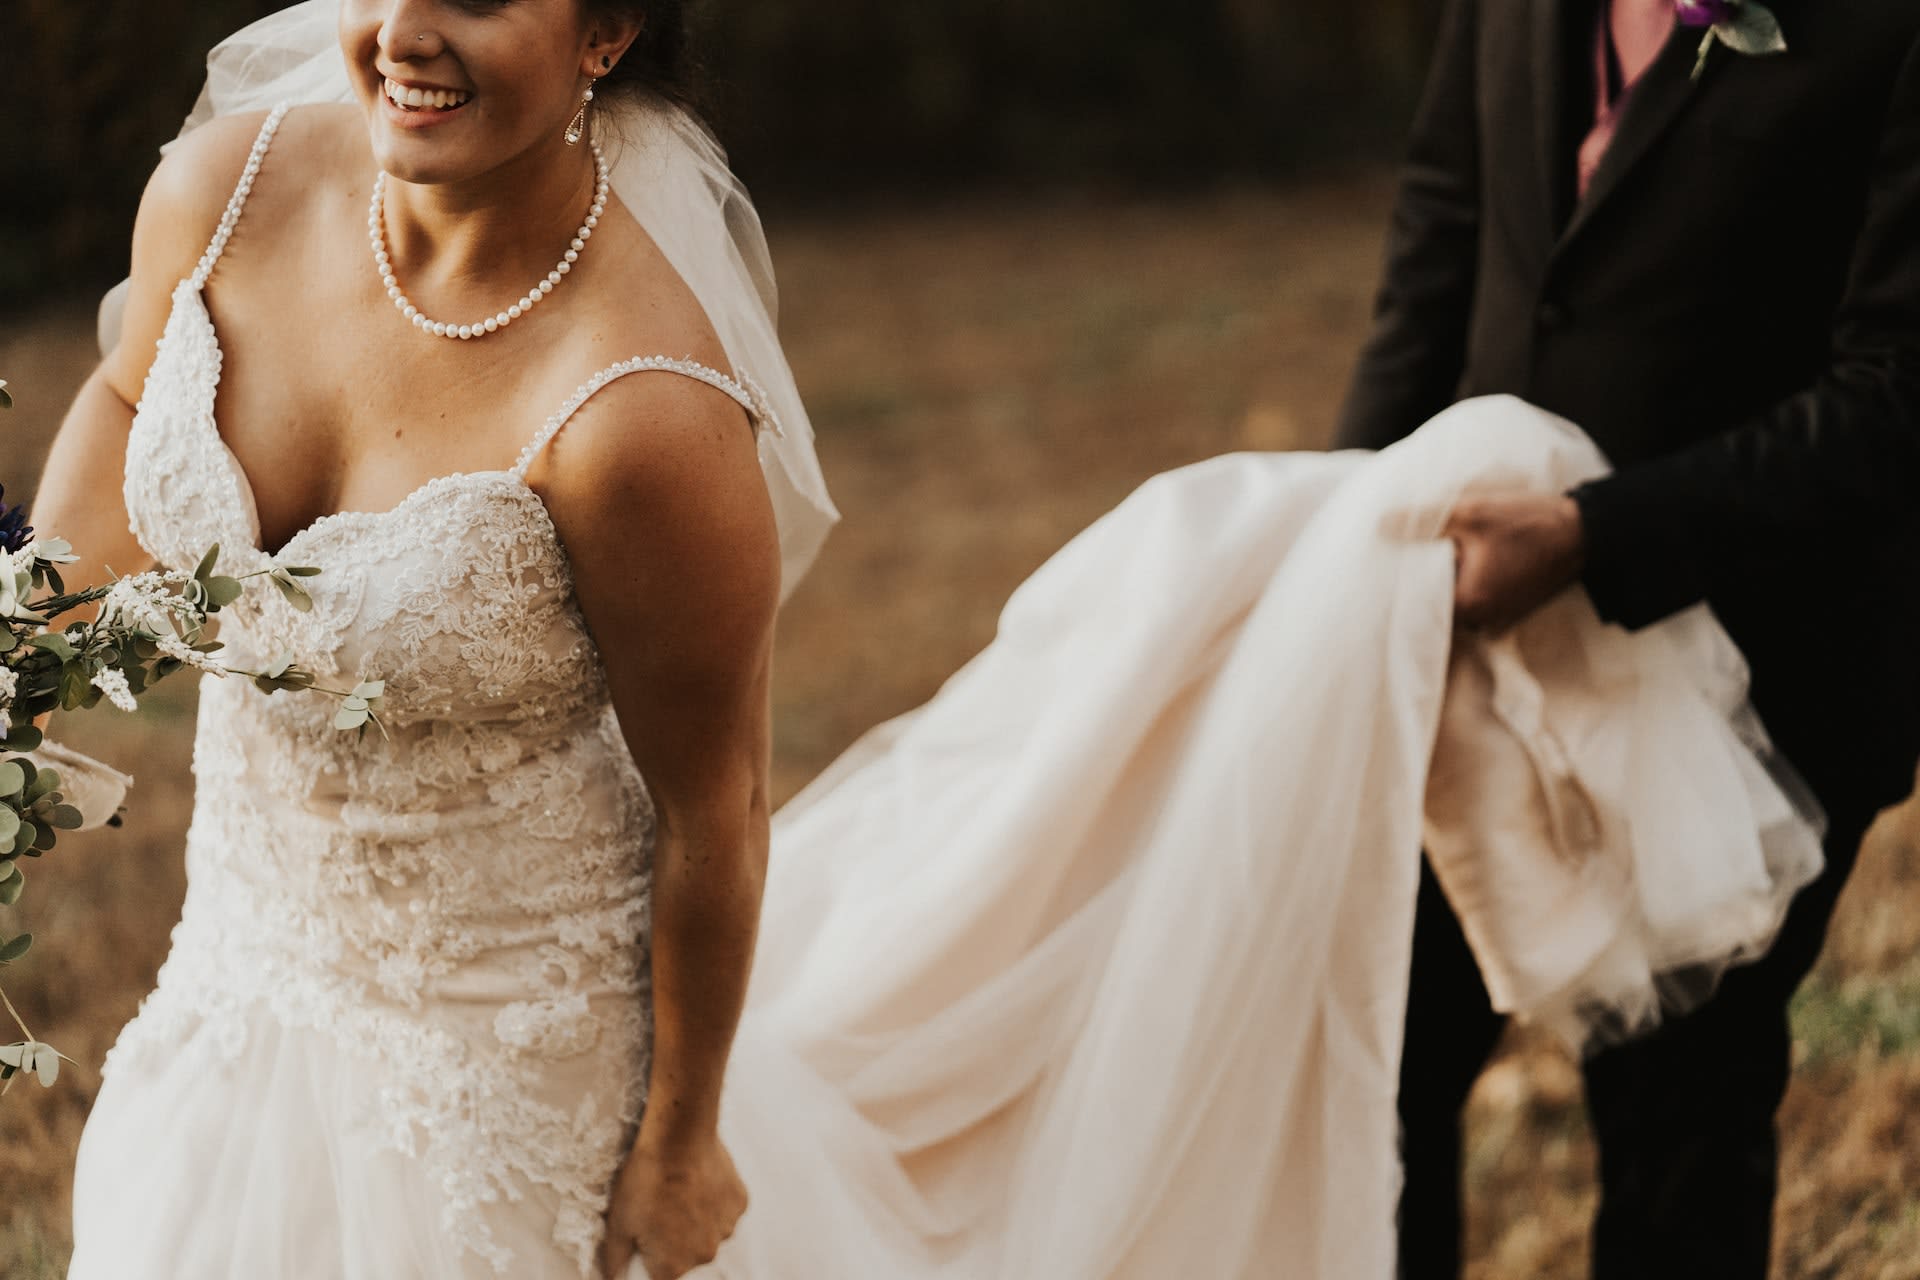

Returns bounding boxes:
[4,2,1920,1277]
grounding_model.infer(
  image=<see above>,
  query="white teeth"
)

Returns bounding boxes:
[383,78,470,111]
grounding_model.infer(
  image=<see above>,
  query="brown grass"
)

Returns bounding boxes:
[3,179,1917,1278]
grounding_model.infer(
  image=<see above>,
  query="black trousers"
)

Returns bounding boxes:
[1394,806,1876,1280]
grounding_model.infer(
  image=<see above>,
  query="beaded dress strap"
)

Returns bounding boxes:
[188,102,292,290]
[510,355,783,479]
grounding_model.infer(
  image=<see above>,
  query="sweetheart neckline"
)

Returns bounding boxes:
[162,280,564,564]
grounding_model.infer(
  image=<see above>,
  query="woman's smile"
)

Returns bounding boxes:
[380,74,472,127]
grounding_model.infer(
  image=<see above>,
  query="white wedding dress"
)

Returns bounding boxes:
[68,108,1821,1280]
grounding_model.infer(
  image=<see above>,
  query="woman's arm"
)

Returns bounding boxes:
[33,111,273,589]
[540,374,781,1280]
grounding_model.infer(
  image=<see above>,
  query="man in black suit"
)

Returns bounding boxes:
[1335,1,1920,1276]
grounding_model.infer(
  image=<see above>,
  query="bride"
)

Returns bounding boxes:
[42,3,1821,1278]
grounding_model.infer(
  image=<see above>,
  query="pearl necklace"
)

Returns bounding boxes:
[368,142,609,341]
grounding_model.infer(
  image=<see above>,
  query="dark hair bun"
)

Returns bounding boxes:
[588,2,706,115]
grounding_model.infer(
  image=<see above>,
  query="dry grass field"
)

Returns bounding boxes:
[3,180,1919,1278]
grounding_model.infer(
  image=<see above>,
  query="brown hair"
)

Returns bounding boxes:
[583,1,707,116]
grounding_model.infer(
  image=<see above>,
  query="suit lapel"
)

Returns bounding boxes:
[1532,0,1586,238]
[1556,17,1715,251]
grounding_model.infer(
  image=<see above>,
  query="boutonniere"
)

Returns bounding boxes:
[1677,1,1789,82]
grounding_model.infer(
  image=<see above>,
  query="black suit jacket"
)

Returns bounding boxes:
[1337,0,1920,813]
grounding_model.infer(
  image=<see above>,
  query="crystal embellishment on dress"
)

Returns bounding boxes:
[369,140,610,340]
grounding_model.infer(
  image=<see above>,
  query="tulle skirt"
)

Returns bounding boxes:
[71,1018,591,1277]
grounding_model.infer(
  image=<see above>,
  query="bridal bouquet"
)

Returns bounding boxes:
[0,378,382,1095]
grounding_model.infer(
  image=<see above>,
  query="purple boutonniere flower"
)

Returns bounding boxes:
[1676,0,1737,27]
[1679,0,1790,81]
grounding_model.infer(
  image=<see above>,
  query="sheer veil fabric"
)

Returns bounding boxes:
[71,5,1826,1276]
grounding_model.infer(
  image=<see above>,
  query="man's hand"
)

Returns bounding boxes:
[1443,494,1587,632]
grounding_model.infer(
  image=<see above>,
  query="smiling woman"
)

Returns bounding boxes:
[40,2,832,1278]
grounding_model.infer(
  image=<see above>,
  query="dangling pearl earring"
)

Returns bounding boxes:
[564,80,595,146]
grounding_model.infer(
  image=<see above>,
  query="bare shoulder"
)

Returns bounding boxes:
[537,197,775,579]
[99,110,281,393]
[129,109,281,288]
[540,366,781,634]
[541,368,772,541]
[134,103,362,279]
[102,105,363,395]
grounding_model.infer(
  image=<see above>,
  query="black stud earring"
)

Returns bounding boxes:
[600,56,611,69]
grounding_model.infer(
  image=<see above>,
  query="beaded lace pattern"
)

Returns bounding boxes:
[113,103,767,1275]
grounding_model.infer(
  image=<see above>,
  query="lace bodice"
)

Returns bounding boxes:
[108,104,766,1276]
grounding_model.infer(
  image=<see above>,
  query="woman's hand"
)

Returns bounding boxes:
[598,1132,749,1280]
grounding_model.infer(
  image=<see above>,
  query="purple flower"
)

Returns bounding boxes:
[0,486,31,555]
[1676,0,1737,28]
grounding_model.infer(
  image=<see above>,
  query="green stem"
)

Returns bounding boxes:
[21,585,110,618]
[1692,30,1716,81]
[0,980,34,1043]
[225,669,389,739]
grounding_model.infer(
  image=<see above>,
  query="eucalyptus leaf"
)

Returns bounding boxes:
[0,627,16,654]
[1717,4,1788,55]
[1,725,41,752]
[25,766,57,802]
[194,544,222,583]
[58,664,91,711]
[0,807,18,844]
[354,680,386,700]
[49,805,83,831]
[13,820,36,856]
[284,565,323,578]
[0,932,32,963]
[271,574,314,613]
[33,825,55,853]
[0,865,21,906]
[205,576,245,609]
[0,382,12,410]
[45,565,64,596]
[28,632,76,662]
[0,761,23,799]
[0,1039,62,1087]
[335,705,370,731]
